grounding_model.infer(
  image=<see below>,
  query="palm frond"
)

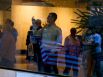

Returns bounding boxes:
[72,7,103,34]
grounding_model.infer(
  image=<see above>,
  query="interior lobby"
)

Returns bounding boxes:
[0,0,103,77]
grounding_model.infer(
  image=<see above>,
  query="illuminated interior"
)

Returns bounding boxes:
[0,1,102,77]
[11,5,85,50]
[0,11,3,25]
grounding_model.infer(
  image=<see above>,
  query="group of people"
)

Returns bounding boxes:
[26,12,62,73]
[0,11,101,77]
[82,29,102,77]
[0,19,18,68]
[26,12,102,77]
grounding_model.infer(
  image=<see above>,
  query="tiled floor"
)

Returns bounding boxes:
[15,54,38,72]
[14,52,85,77]
[1,50,102,77]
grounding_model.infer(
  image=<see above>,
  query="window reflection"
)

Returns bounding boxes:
[0,1,103,77]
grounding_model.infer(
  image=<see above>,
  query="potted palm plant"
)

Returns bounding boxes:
[71,7,103,35]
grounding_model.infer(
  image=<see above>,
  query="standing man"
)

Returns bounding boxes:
[63,28,81,77]
[41,12,62,74]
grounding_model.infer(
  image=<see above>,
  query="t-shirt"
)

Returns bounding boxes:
[93,33,102,53]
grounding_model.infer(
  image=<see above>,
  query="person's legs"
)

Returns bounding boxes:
[73,69,78,77]
[51,52,58,74]
[63,68,71,75]
[82,50,88,77]
[0,58,14,68]
[52,65,58,74]
[87,54,94,77]
[43,63,51,73]
[94,54,102,77]
[95,61,101,77]
[63,52,71,75]
[32,44,37,62]
[40,50,52,73]
[36,47,43,72]
[26,46,30,61]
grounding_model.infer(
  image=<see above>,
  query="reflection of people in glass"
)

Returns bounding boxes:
[41,12,62,74]
[26,27,33,61]
[26,18,42,63]
[86,30,102,77]
[31,16,37,30]
[6,19,18,42]
[0,25,16,68]
[63,28,81,77]
[0,25,2,38]
[26,17,36,61]
[82,29,93,77]
[33,19,42,71]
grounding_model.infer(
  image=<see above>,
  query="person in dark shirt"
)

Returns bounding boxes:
[26,26,33,61]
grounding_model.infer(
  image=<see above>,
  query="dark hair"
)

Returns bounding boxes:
[11,21,14,26]
[6,19,14,26]
[70,28,76,33]
[49,12,57,21]
[30,26,33,30]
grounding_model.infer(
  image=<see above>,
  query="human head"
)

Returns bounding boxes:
[35,19,41,26]
[30,26,33,30]
[92,28,100,34]
[11,21,14,27]
[86,29,92,35]
[5,19,14,28]
[47,12,57,24]
[70,28,77,36]
[0,24,3,32]
[6,19,12,25]
[32,17,35,25]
